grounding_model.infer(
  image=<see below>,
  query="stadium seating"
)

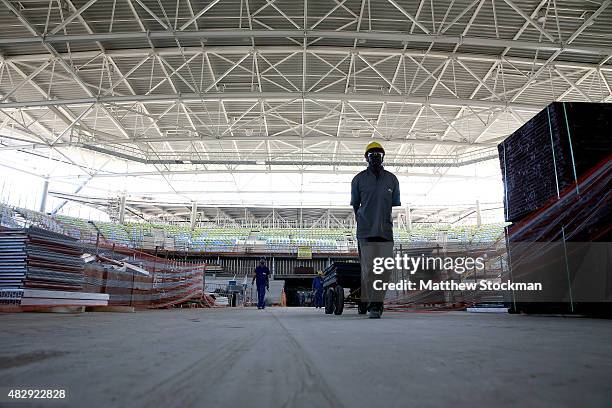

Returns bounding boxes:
[0,203,507,253]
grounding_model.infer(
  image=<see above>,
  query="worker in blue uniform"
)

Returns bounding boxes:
[252,258,270,309]
[351,142,401,318]
[312,271,324,308]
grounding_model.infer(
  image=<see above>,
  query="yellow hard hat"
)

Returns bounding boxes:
[317,271,323,276]
[365,141,384,157]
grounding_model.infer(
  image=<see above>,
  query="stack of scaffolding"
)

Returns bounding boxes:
[0,227,108,309]
[0,228,83,290]
[323,262,361,285]
[498,102,612,314]
[83,251,207,308]
[0,225,212,310]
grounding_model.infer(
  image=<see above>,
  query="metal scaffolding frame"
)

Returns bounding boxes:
[47,190,502,226]
[0,0,610,183]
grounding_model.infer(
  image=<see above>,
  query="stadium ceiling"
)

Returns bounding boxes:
[49,190,501,225]
[0,0,611,177]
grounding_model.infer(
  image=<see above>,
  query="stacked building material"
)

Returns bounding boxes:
[323,262,361,278]
[83,263,154,307]
[148,261,204,308]
[0,289,108,307]
[498,102,612,222]
[506,160,611,242]
[498,102,612,314]
[0,227,111,309]
[81,251,207,309]
[0,227,85,291]
[322,261,361,288]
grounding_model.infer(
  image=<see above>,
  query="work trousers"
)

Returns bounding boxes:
[314,289,323,308]
[358,239,394,310]
[257,284,267,309]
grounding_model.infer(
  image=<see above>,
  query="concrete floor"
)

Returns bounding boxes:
[1,307,611,408]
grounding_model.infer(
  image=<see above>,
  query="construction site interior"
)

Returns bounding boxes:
[0,0,611,406]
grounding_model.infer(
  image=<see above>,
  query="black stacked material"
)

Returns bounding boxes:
[498,102,612,222]
[323,262,361,289]
[505,158,612,243]
[498,109,558,222]
[499,102,612,315]
[0,227,85,291]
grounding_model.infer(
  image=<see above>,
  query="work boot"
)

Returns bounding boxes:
[368,303,383,319]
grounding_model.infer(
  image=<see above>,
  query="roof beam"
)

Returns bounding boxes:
[386,0,430,34]
[53,168,497,179]
[0,30,609,56]
[566,0,610,45]
[501,0,555,42]
[0,92,543,111]
[48,0,100,35]
[1,135,497,155]
[55,133,493,147]
[0,61,51,102]
[0,0,135,144]
[179,0,223,30]
[3,46,608,73]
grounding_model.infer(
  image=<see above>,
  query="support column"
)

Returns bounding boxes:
[406,204,412,231]
[476,200,482,226]
[39,177,49,213]
[118,194,126,224]
[190,201,197,230]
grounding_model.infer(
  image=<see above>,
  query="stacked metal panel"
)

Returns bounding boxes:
[0,289,108,307]
[0,227,85,291]
[498,102,612,315]
[498,102,612,222]
[323,262,361,288]
[0,227,112,309]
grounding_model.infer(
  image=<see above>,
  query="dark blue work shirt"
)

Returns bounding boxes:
[254,265,269,286]
[351,167,401,241]
[312,276,323,291]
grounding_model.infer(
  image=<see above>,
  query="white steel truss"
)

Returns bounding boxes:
[0,0,610,180]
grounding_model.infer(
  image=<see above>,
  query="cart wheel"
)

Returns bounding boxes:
[333,285,344,315]
[324,288,335,314]
[357,301,367,315]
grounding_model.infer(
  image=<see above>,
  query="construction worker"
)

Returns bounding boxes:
[351,142,401,318]
[252,258,270,309]
[312,271,324,308]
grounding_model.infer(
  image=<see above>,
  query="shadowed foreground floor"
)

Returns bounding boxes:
[1,307,611,408]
